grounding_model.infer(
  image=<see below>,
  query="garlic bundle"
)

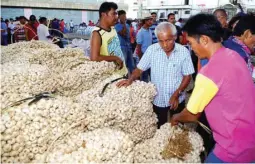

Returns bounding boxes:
[77,74,158,143]
[34,128,134,163]
[134,123,204,163]
[1,96,88,163]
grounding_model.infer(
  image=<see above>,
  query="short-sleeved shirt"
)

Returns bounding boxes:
[137,43,194,107]
[136,27,152,53]
[149,21,159,44]
[187,47,255,162]
[37,24,50,41]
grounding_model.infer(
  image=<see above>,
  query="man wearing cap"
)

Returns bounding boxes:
[136,14,153,82]
[117,22,194,128]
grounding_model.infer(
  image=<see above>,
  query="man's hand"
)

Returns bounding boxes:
[114,57,124,70]
[170,114,179,126]
[116,79,133,87]
[169,92,179,110]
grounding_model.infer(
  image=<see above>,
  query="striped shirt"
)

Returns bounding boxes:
[149,21,159,44]
[137,43,194,107]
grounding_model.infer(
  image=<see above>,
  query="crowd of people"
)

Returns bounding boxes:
[0,15,99,46]
[90,1,255,163]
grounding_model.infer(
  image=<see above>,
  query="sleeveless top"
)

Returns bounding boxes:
[93,26,128,76]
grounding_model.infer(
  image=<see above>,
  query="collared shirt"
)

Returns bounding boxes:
[187,47,255,162]
[115,22,131,49]
[149,21,159,44]
[137,43,194,107]
[136,27,152,53]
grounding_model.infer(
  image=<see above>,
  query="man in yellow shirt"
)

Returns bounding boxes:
[90,2,127,75]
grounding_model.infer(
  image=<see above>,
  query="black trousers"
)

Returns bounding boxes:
[153,101,186,129]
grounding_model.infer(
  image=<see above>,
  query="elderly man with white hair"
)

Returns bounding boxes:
[117,22,194,128]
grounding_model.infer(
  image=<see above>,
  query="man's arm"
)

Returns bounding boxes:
[24,27,29,41]
[117,23,127,36]
[90,31,122,62]
[136,44,142,59]
[116,68,143,87]
[171,108,201,125]
[171,74,219,125]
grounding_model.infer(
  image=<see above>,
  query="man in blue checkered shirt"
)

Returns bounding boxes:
[117,22,194,128]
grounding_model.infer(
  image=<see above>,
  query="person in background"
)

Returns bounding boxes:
[37,17,52,42]
[117,22,194,128]
[69,20,74,32]
[60,19,65,33]
[90,2,127,76]
[223,14,255,75]
[213,9,232,40]
[168,13,182,44]
[131,19,138,32]
[14,16,27,42]
[127,19,136,53]
[88,20,93,26]
[175,18,183,28]
[150,12,159,44]
[171,13,255,163]
[136,14,153,82]
[1,18,8,45]
[24,15,38,41]
[115,10,135,74]
[228,12,246,31]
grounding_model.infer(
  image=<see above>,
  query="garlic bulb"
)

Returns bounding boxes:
[77,74,158,143]
[134,123,204,163]
[34,128,134,163]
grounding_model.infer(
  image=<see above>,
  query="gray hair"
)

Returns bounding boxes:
[155,22,177,38]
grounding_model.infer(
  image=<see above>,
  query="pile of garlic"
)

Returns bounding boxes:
[76,74,158,143]
[1,42,117,107]
[1,96,88,163]
[34,128,134,163]
[1,41,59,64]
[1,63,56,108]
[134,123,204,163]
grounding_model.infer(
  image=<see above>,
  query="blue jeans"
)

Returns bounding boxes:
[121,47,135,74]
[205,151,225,163]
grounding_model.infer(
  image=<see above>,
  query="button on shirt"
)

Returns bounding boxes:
[136,27,152,53]
[137,43,195,107]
